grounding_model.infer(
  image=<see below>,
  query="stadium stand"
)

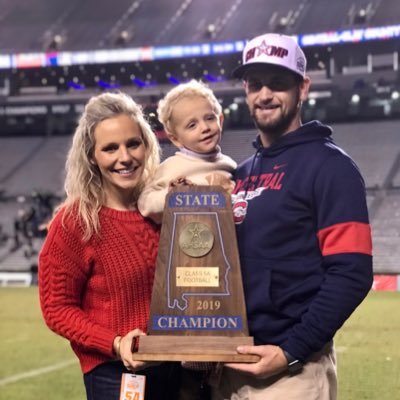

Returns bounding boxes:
[0,137,46,183]
[0,199,42,274]
[113,0,182,47]
[155,0,241,45]
[0,0,71,52]
[59,0,137,51]
[372,0,400,25]
[0,0,399,51]
[1,121,392,198]
[392,165,400,188]
[0,0,399,282]
[294,0,381,33]
[332,121,400,189]
[217,0,309,41]
[1,136,68,196]
[371,193,400,273]
[1,119,399,275]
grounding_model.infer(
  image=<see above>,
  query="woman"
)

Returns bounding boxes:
[39,92,180,400]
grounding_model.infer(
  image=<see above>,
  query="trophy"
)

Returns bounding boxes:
[133,185,258,362]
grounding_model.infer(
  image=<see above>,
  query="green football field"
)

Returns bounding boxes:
[0,288,399,399]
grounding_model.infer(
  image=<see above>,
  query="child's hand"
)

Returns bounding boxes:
[169,177,194,189]
[205,173,235,193]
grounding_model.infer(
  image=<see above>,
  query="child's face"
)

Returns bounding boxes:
[168,95,223,154]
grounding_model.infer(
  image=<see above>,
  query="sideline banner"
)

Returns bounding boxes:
[372,275,398,291]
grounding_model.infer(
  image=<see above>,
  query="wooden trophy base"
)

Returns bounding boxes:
[140,186,258,364]
[132,336,260,362]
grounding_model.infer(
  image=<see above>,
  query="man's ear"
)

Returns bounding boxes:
[299,76,311,102]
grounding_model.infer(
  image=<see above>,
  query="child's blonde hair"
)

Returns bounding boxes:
[157,79,222,135]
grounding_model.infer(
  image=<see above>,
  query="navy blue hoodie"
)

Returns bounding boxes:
[231,120,373,362]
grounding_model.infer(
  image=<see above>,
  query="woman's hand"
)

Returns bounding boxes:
[114,329,160,372]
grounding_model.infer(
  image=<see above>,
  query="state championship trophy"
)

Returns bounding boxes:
[133,185,258,362]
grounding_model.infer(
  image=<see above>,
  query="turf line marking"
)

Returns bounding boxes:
[0,359,77,386]
[335,346,348,353]
[3,335,29,344]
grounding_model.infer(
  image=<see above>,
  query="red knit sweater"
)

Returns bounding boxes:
[39,206,159,373]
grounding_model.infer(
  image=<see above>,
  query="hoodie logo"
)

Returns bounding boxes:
[232,188,267,224]
[273,163,287,170]
[232,172,286,224]
[232,198,248,224]
[234,172,285,194]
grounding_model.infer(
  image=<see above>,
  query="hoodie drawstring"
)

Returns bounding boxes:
[243,145,263,199]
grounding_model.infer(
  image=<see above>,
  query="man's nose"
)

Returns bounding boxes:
[258,84,273,99]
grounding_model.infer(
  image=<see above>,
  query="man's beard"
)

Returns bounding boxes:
[252,90,300,138]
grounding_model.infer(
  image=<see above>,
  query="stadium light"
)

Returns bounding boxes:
[168,76,181,84]
[229,103,238,111]
[351,94,361,104]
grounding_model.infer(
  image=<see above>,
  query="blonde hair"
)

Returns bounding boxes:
[61,91,160,240]
[157,79,222,135]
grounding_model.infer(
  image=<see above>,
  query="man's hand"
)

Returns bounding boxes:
[224,345,287,379]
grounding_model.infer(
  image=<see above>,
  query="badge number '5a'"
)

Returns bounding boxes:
[123,391,140,400]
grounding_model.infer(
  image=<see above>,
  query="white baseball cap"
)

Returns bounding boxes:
[233,33,306,79]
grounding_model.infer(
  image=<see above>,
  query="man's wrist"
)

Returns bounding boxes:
[282,350,303,375]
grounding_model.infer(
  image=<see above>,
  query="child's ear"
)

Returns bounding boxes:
[167,133,182,149]
[219,113,224,127]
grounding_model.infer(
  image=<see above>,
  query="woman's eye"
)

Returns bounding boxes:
[127,138,142,148]
[103,145,117,152]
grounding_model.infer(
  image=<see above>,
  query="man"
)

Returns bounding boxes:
[212,33,373,399]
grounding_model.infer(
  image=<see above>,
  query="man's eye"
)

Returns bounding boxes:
[270,81,291,91]
[246,78,295,92]
[247,80,262,91]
